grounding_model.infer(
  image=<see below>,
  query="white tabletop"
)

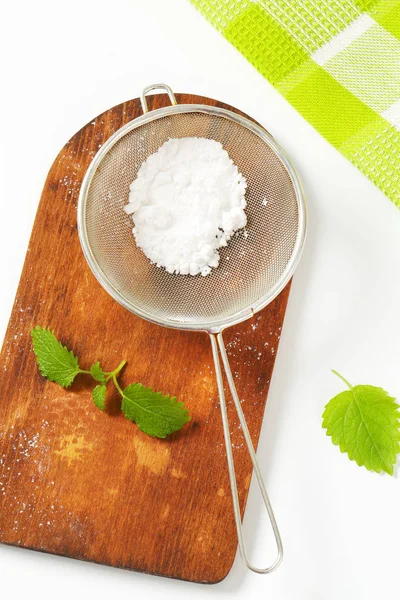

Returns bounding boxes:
[1,1,400,598]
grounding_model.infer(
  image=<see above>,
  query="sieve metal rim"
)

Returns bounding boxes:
[78,101,307,334]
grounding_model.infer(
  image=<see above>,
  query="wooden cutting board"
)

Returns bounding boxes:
[0,92,291,584]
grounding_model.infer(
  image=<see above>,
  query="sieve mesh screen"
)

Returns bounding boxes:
[82,109,300,328]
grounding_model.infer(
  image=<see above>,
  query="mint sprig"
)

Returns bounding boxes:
[31,326,190,438]
[31,326,81,388]
[322,370,400,475]
[118,382,190,439]
[92,384,107,411]
[90,362,106,384]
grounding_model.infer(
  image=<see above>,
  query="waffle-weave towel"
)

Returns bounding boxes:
[191,0,400,207]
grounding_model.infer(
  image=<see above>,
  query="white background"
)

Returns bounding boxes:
[1,1,400,598]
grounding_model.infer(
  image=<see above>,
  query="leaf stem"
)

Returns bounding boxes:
[79,369,92,375]
[112,374,124,397]
[105,359,127,382]
[332,369,352,389]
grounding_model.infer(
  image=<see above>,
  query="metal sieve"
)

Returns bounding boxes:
[78,84,306,574]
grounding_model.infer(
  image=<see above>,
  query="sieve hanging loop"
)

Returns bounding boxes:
[140,83,177,114]
[210,333,283,574]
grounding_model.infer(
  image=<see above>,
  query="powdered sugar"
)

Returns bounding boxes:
[124,137,247,276]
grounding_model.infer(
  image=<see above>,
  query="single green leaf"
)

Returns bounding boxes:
[322,372,400,475]
[90,361,106,383]
[31,326,80,388]
[121,383,190,438]
[92,384,107,411]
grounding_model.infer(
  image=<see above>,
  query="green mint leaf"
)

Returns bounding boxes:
[92,384,107,411]
[322,371,400,475]
[90,361,106,383]
[31,326,80,388]
[121,383,190,438]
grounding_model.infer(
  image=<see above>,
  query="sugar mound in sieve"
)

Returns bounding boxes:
[124,137,247,276]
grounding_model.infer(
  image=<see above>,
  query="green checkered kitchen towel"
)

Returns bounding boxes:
[190,0,400,208]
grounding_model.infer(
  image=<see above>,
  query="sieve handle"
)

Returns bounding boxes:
[209,332,283,574]
[140,83,178,114]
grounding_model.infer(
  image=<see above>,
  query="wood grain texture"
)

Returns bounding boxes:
[0,92,291,583]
